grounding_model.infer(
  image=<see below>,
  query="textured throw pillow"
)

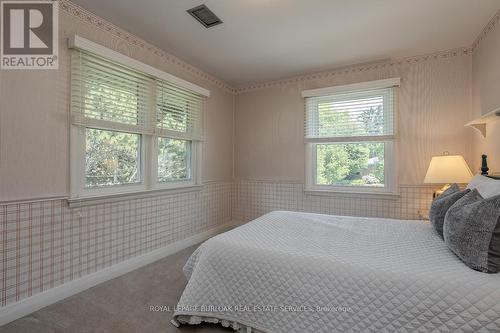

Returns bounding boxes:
[467,174,500,198]
[443,189,500,273]
[428,184,470,239]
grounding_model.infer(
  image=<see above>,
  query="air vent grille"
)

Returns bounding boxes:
[187,4,223,28]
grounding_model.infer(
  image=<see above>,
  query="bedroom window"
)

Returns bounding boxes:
[303,78,399,195]
[69,37,207,199]
[157,138,191,183]
[85,128,141,187]
[154,79,202,188]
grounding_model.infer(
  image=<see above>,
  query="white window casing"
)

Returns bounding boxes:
[303,78,400,195]
[69,36,208,200]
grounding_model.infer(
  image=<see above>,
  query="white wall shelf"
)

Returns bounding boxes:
[465,107,500,138]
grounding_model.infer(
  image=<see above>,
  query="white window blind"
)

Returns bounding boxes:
[305,87,395,141]
[71,50,205,140]
[71,50,154,134]
[156,79,204,140]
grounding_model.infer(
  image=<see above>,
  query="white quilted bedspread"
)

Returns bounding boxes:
[173,211,500,333]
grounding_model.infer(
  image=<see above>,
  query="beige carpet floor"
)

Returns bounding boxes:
[0,245,232,333]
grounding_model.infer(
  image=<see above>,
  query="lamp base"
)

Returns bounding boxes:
[433,184,451,199]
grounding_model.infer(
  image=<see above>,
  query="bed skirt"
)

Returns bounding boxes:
[172,315,265,333]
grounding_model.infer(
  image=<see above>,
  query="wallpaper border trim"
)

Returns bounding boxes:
[234,47,472,94]
[60,0,498,96]
[472,9,500,52]
[59,0,236,94]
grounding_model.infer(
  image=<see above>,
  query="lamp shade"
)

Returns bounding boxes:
[424,155,473,184]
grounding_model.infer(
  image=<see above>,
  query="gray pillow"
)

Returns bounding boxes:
[443,189,500,273]
[441,183,460,196]
[429,184,470,239]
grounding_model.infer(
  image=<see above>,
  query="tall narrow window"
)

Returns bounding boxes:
[71,51,151,196]
[70,39,207,199]
[155,79,203,188]
[303,79,399,194]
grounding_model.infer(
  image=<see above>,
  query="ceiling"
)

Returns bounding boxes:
[71,0,500,86]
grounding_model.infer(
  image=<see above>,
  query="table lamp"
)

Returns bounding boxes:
[424,153,473,198]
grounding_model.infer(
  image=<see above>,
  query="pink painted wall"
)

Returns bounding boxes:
[0,0,234,309]
[234,51,475,186]
[0,0,235,202]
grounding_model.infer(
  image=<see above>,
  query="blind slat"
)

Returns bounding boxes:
[304,87,395,140]
[71,50,205,140]
[156,78,204,141]
[71,50,152,132]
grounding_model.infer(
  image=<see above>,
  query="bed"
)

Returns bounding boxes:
[172,211,500,332]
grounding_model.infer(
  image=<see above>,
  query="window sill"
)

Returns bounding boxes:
[67,185,203,208]
[304,188,400,200]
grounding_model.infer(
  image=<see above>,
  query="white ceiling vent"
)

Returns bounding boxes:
[187,4,223,28]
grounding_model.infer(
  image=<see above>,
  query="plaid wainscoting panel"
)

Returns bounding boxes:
[0,180,435,308]
[233,180,435,223]
[0,182,232,307]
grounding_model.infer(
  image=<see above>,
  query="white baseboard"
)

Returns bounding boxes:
[0,220,243,327]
